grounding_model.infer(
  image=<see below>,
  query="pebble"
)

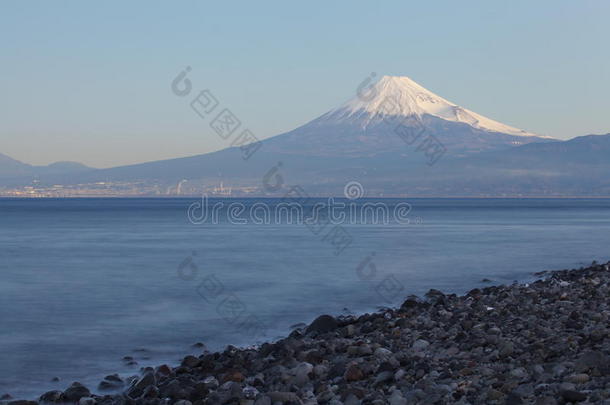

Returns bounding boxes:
[62,383,90,402]
[411,339,430,351]
[344,365,364,382]
[97,374,124,391]
[510,367,528,380]
[306,315,338,334]
[77,397,95,405]
[253,396,271,405]
[242,386,259,399]
[388,391,407,405]
[566,373,590,384]
[39,390,62,403]
[499,340,514,357]
[561,389,588,402]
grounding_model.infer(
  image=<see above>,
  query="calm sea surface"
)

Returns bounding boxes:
[1,198,610,398]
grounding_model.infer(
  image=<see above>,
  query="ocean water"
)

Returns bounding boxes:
[1,198,610,398]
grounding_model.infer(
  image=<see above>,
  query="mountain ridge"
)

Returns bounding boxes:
[0,153,91,179]
[3,133,609,196]
[1,75,608,196]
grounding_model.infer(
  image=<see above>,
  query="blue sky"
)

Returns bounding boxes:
[1,0,608,168]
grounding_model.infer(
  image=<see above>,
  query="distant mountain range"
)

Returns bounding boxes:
[0,153,91,179]
[2,75,609,196]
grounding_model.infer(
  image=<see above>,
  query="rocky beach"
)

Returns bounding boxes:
[3,261,609,405]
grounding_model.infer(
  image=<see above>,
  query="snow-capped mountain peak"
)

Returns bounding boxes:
[331,75,540,137]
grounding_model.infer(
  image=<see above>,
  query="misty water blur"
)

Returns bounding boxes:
[1,198,610,398]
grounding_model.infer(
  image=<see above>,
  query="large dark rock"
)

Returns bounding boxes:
[98,374,124,391]
[127,372,155,399]
[344,364,364,382]
[400,298,419,310]
[39,390,62,403]
[575,351,610,374]
[63,383,91,402]
[181,355,200,368]
[141,385,159,399]
[561,390,587,402]
[159,379,190,400]
[306,315,338,334]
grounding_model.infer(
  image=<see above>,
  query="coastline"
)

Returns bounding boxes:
[3,262,609,405]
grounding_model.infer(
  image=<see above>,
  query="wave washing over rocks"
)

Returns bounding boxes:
[3,262,610,405]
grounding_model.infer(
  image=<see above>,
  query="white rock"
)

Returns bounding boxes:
[388,390,407,405]
[374,347,393,358]
[412,339,430,351]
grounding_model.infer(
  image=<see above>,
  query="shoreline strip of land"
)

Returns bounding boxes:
[3,261,609,405]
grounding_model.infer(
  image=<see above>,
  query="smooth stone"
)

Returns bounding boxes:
[505,392,523,405]
[203,376,219,390]
[575,351,609,373]
[565,373,589,384]
[39,391,62,403]
[559,382,576,391]
[142,385,159,399]
[534,398,558,405]
[561,390,587,402]
[78,397,95,405]
[181,355,200,368]
[374,371,394,385]
[498,341,514,357]
[510,367,528,380]
[253,396,271,405]
[344,393,361,405]
[344,365,364,382]
[487,389,503,400]
[374,348,392,358]
[268,392,300,403]
[127,372,155,398]
[242,386,259,400]
[412,339,430,351]
[388,391,407,405]
[98,374,124,391]
[222,370,245,383]
[63,383,91,402]
[306,315,338,334]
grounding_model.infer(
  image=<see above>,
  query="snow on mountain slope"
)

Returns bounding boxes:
[262,74,554,158]
[329,75,542,138]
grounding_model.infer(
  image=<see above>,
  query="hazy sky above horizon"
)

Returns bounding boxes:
[1,1,609,168]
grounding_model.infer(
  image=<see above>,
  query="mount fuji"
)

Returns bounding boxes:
[263,75,554,158]
[336,75,537,136]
